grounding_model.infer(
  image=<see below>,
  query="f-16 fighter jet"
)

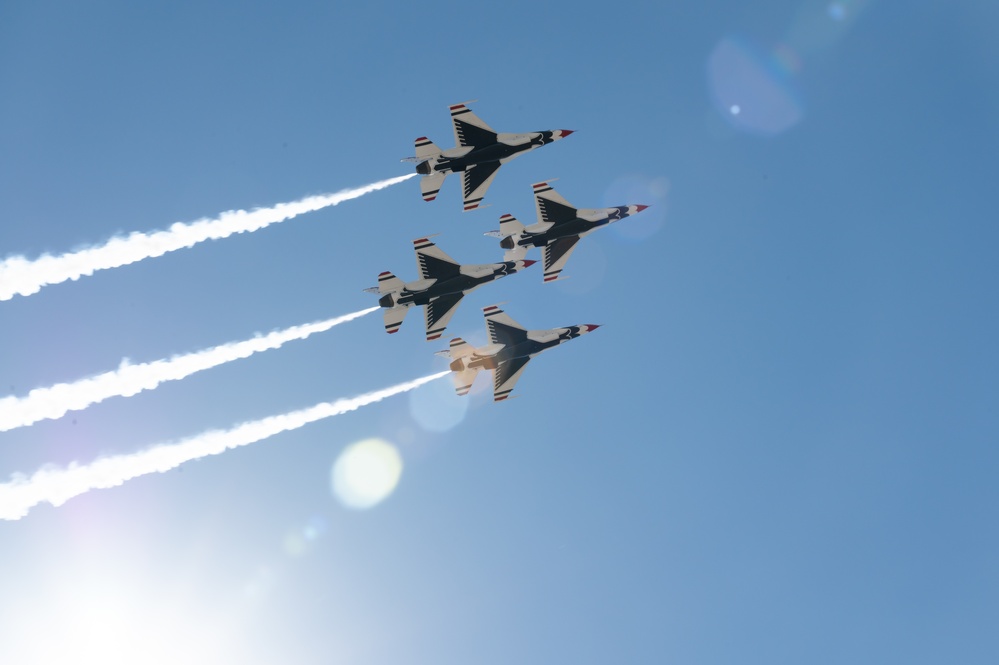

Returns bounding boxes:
[438,304,599,402]
[487,180,648,283]
[405,102,573,212]
[365,237,535,341]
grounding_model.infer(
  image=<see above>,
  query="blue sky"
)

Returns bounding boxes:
[2,1,998,663]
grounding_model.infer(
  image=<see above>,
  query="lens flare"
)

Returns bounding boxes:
[408,372,469,432]
[708,36,803,136]
[330,438,403,510]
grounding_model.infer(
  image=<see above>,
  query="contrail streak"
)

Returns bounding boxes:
[0,371,449,520]
[0,173,417,301]
[0,307,379,432]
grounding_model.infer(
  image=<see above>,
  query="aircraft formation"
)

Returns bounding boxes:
[374,102,648,402]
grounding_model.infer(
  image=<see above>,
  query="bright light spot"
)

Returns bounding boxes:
[828,3,845,20]
[708,36,804,136]
[331,438,403,509]
[2,565,228,665]
[282,515,327,556]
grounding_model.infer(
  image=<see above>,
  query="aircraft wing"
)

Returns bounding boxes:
[461,162,501,212]
[541,235,581,283]
[533,181,578,225]
[414,237,460,281]
[483,304,529,346]
[493,356,531,402]
[450,103,497,147]
[424,292,464,341]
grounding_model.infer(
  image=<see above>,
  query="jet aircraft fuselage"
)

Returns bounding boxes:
[417,132,563,176]
[503,205,647,251]
[411,103,572,211]
[381,260,531,309]
[454,324,597,372]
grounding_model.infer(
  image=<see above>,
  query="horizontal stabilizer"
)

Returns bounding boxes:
[452,368,479,397]
[448,337,476,360]
[504,247,528,262]
[383,306,409,335]
[498,213,525,236]
[377,271,404,294]
[421,173,447,203]
[415,137,442,161]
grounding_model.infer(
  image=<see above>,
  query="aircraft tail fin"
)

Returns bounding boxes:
[383,305,409,335]
[447,338,480,396]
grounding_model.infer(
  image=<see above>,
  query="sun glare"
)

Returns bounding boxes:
[330,438,404,509]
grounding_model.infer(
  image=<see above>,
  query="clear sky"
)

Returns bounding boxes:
[2,1,998,663]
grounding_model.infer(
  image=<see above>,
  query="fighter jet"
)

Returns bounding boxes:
[437,304,599,402]
[365,237,535,341]
[486,180,648,283]
[404,102,573,212]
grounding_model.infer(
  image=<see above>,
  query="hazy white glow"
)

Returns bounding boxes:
[331,438,404,509]
[0,372,448,520]
[0,307,378,432]
[0,173,416,300]
[408,373,469,432]
[2,564,231,665]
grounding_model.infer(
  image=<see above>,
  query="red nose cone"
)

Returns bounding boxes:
[560,129,574,137]
[636,205,649,212]
[585,324,601,332]
[522,260,537,267]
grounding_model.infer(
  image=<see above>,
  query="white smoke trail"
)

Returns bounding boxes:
[0,371,449,520]
[0,307,379,433]
[0,173,417,301]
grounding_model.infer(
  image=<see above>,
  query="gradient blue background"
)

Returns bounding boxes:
[2,1,998,663]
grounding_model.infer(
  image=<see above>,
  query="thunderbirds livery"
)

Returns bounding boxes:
[488,180,648,283]
[406,102,573,211]
[438,304,599,402]
[365,237,535,341]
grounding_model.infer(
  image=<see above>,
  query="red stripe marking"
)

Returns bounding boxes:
[414,238,429,244]
[416,136,429,142]
[379,271,392,277]
[449,104,465,110]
